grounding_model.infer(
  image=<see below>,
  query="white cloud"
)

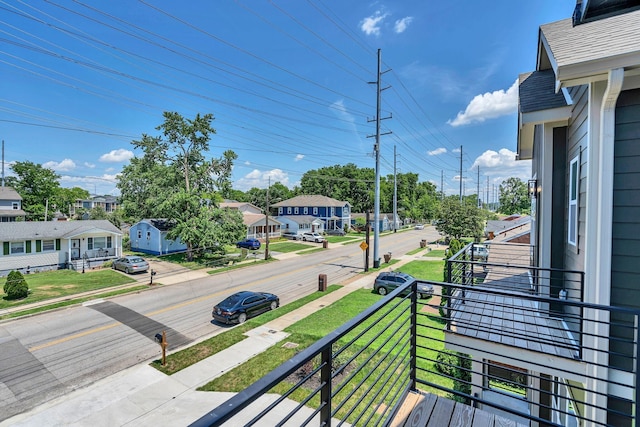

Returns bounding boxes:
[472,148,532,184]
[44,158,76,172]
[394,16,413,33]
[428,147,447,156]
[59,173,120,195]
[244,161,251,165]
[448,80,518,126]
[360,11,389,36]
[234,168,290,191]
[452,147,461,153]
[99,148,134,163]
[295,154,304,162]
[84,162,95,169]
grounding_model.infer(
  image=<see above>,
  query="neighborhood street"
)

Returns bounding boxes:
[0,228,440,422]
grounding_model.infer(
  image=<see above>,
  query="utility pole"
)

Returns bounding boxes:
[393,145,397,233]
[265,177,270,261]
[441,170,444,200]
[459,145,463,202]
[487,176,490,210]
[367,48,391,268]
[477,166,480,208]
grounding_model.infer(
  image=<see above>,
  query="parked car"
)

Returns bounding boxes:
[414,224,424,230]
[373,272,433,299]
[212,291,279,324]
[326,229,346,236]
[467,245,489,261]
[282,231,300,240]
[301,232,325,243]
[237,238,261,250]
[112,256,149,274]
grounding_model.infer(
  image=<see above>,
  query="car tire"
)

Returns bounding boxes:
[270,301,277,310]
[237,313,247,324]
[417,293,424,299]
[377,287,387,296]
[302,237,307,241]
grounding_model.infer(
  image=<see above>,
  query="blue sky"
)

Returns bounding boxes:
[1,1,573,199]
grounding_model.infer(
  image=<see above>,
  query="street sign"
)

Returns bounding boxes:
[360,241,368,251]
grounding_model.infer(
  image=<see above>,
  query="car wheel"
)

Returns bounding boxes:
[377,287,387,296]
[270,301,277,310]
[237,313,247,324]
[126,267,131,274]
[417,292,424,299]
[303,237,307,241]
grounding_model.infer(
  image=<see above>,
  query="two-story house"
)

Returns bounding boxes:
[220,201,281,239]
[70,195,120,216]
[272,195,351,235]
[0,186,26,222]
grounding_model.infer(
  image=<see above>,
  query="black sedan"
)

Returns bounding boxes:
[212,291,279,324]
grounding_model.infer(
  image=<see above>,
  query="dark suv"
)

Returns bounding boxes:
[373,272,433,299]
[236,238,261,250]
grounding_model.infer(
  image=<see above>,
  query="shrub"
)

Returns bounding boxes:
[4,270,29,300]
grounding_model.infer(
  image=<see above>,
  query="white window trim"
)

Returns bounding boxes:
[294,207,299,214]
[10,241,25,254]
[42,239,55,252]
[313,207,318,215]
[303,207,308,214]
[568,155,579,246]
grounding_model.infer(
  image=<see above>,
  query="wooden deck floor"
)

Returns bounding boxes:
[391,391,528,427]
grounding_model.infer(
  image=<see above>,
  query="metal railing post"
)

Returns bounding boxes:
[320,346,332,427]
[635,313,640,425]
[410,281,418,391]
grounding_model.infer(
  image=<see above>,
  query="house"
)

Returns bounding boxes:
[350,212,393,232]
[129,219,187,255]
[0,220,122,275]
[485,215,530,241]
[0,186,26,222]
[220,202,282,239]
[445,1,640,425]
[70,195,120,216]
[272,195,351,234]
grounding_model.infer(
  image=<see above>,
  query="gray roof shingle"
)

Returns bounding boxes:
[0,220,122,241]
[519,70,569,114]
[0,187,22,200]
[272,195,350,208]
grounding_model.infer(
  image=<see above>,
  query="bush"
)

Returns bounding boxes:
[4,270,29,300]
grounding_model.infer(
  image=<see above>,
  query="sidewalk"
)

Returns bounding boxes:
[2,249,433,426]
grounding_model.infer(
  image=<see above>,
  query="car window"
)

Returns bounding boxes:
[243,296,260,305]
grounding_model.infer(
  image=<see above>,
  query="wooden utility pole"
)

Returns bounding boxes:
[265,177,270,261]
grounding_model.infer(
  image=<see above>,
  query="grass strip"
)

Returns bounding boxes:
[151,285,341,375]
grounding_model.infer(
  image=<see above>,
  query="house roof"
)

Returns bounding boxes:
[242,213,281,227]
[519,70,569,114]
[0,220,122,241]
[276,215,324,225]
[272,195,350,208]
[220,202,262,212]
[539,9,640,87]
[0,209,27,217]
[486,216,531,235]
[0,186,22,200]
[136,219,175,231]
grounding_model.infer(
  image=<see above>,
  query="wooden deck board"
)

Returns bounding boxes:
[391,393,525,427]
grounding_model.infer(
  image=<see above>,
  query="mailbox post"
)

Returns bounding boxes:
[155,331,167,366]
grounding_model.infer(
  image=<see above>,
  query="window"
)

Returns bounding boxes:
[10,242,24,254]
[303,207,308,214]
[568,155,579,246]
[313,207,318,215]
[279,207,283,215]
[287,207,292,214]
[146,231,151,240]
[42,240,55,251]
[12,202,19,210]
[331,207,334,216]
[88,237,109,250]
[294,207,299,214]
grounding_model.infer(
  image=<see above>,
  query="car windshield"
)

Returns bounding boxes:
[128,257,144,263]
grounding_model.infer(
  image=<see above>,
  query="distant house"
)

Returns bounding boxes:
[272,195,351,233]
[220,201,282,239]
[70,195,120,216]
[276,215,324,235]
[485,215,530,241]
[0,186,26,222]
[0,220,122,275]
[129,219,188,256]
[350,213,393,232]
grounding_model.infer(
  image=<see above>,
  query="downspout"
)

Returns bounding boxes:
[584,67,624,425]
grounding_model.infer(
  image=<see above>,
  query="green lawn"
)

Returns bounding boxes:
[325,236,360,244]
[424,249,446,259]
[0,269,136,310]
[396,260,445,282]
[267,242,312,253]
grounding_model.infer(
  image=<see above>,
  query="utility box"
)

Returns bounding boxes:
[322,240,328,249]
[318,273,327,291]
[420,239,427,248]
[383,252,392,263]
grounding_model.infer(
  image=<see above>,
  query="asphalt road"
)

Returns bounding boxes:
[0,227,440,421]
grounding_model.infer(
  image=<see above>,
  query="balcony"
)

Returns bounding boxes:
[189,243,639,427]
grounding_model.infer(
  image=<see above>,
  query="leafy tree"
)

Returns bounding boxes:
[498,177,530,215]
[6,161,61,221]
[436,198,484,240]
[118,112,240,261]
[57,187,90,217]
[4,270,28,300]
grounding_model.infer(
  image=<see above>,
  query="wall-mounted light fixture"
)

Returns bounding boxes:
[528,179,538,199]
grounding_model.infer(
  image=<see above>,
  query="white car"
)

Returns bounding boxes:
[301,232,325,243]
[414,224,424,230]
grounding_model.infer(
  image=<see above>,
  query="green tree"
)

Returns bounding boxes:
[118,112,240,261]
[436,198,484,240]
[498,177,530,215]
[56,187,90,217]
[6,161,61,221]
[4,270,28,300]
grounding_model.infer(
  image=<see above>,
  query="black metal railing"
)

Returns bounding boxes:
[190,278,639,427]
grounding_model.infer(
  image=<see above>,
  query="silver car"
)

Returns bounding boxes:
[112,256,149,274]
